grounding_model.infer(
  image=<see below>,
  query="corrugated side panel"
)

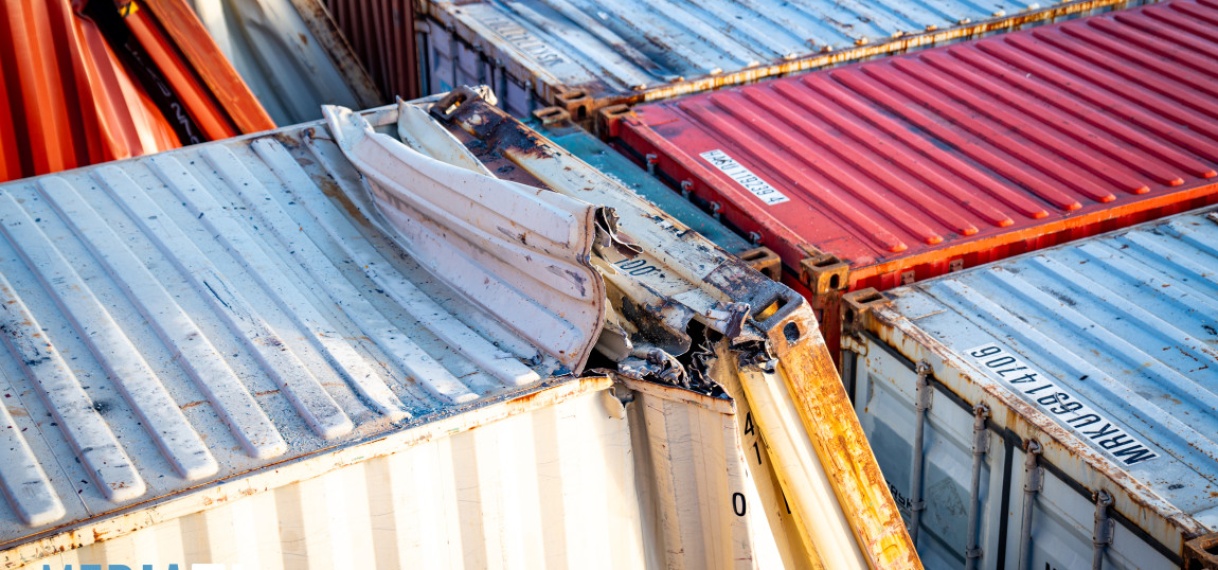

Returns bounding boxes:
[0,109,572,547]
[323,0,421,101]
[13,384,647,570]
[423,0,1144,116]
[879,208,1218,552]
[617,0,1218,293]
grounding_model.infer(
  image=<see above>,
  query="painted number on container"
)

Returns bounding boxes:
[700,150,790,205]
[614,258,658,277]
[966,344,1159,466]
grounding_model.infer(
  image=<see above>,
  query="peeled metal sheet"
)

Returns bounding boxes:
[324,103,606,373]
[434,89,918,568]
[846,208,1218,567]
[422,0,1146,117]
[615,0,1218,353]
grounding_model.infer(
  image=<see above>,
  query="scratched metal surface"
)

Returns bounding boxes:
[423,0,1145,116]
[886,209,1218,529]
[0,108,570,543]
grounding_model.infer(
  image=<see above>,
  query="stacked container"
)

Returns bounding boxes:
[611,0,1218,355]
[420,0,1144,118]
[842,207,1218,568]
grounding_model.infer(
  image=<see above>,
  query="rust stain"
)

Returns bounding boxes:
[775,323,921,569]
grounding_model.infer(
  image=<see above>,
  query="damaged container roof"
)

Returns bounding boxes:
[0,101,586,537]
[421,0,1144,117]
[0,92,916,568]
[847,207,1218,567]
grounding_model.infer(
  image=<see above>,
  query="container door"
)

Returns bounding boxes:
[1003,447,1175,570]
[852,339,1007,568]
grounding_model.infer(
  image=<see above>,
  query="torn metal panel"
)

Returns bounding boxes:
[324,103,606,373]
[429,90,919,569]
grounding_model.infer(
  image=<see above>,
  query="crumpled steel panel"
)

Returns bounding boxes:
[0,107,575,542]
[424,0,1145,116]
[618,0,1218,295]
[872,207,1218,559]
[324,103,606,374]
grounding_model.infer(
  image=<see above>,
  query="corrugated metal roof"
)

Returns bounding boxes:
[617,0,1218,292]
[423,0,1143,116]
[0,106,571,543]
[883,207,1218,532]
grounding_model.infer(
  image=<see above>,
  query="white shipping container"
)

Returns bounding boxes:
[0,92,915,568]
[843,209,1218,569]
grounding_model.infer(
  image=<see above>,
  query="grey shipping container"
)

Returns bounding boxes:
[842,208,1218,568]
[420,0,1147,119]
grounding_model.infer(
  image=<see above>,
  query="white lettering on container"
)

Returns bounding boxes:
[966,343,1158,466]
[699,150,789,205]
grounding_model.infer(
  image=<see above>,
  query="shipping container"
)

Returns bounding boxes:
[527,107,781,277]
[841,207,1218,569]
[0,0,274,184]
[187,0,385,125]
[0,91,914,569]
[324,0,424,102]
[613,0,1218,357]
[420,0,1144,119]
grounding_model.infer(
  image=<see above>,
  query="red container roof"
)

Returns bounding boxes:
[617,0,1218,291]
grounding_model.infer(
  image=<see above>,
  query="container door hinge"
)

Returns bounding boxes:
[964,403,990,570]
[1018,440,1044,570]
[1092,489,1115,570]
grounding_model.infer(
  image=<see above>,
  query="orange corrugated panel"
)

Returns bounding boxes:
[0,0,273,184]
[136,0,275,135]
[0,0,180,180]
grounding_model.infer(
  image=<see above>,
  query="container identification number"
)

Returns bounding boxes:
[966,343,1158,466]
[699,150,789,205]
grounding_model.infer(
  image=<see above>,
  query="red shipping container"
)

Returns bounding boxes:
[612,0,1218,354]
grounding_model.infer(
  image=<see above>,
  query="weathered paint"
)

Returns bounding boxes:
[615,0,1218,357]
[421,0,1145,117]
[436,91,917,568]
[847,208,1218,566]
